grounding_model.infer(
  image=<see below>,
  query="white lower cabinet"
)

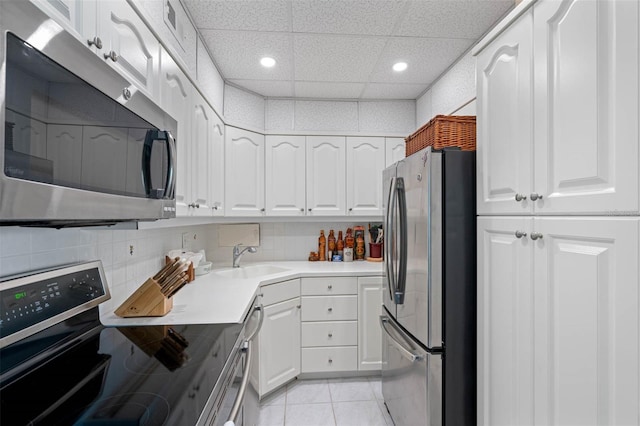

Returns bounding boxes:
[357,276,382,371]
[255,279,301,397]
[478,217,639,426]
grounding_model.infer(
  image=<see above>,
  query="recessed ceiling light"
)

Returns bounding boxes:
[393,62,408,72]
[260,57,276,68]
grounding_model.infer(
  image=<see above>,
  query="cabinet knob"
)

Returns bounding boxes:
[188,202,200,208]
[327,307,333,312]
[308,208,312,212]
[327,285,332,290]
[122,87,132,100]
[104,50,118,62]
[300,208,304,212]
[213,206,218,210]
[530,192,543,201]
[87,36,102,49]
[530,232,543,241]
[260,208,265,212]
[515,230,527,239]
[328,358,333,364]
[348,208,353,212]
[297,305,301,309]
[515,193,527,202]
[328,333,333,338]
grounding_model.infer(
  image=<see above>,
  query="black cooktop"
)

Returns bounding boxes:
[0,307,242,425]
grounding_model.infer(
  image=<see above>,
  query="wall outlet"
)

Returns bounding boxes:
[182,232,195,251]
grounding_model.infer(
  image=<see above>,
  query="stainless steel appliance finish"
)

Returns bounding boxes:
[382,147,476,426]
[0,1,177,226]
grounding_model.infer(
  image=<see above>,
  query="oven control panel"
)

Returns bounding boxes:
[0,261,110,347]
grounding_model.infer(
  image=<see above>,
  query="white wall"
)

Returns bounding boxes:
[415,51,476,129]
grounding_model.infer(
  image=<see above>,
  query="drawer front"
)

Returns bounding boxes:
[259,278,300,306]
[301,295,357,321]
[301,277,357,296]
[302,347,358,372]
[301,321,357,347]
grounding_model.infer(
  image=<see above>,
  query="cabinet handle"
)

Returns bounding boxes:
[327,285,332,290]
[104,50,118,62]
[188,202,200,208]
[515,230,527,239]
[530,232,543,240]
[327,307,333,312]
[87,36,102,49]
[122,87,132,100]
[530,192,543,201]
[515,193,527,202]
[328,333,333,338]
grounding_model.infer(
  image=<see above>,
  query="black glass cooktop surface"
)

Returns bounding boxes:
[0,307,242,425]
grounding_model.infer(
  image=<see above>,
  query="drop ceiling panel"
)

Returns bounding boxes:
[294,82,365,99]
[396,1,513,39]
[294,34,387,82]
[200,30,293,80]
[183,0,291,31]
[369,37,471,84]
[362,83,428,99]
[228,80,294,97]
[291,1,407,36]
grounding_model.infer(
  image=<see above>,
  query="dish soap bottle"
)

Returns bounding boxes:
[318,230,326,262]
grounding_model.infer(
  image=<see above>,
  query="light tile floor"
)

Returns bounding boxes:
[258,377,394,426]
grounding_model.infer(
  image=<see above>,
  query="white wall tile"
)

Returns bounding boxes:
[416,89,433,129]
[197,37,225,115]
[0,227,31,257]
[430,52,476,117]
[224,84,265,130]
[359,101,415,134]
[294,101,358,132]
[266,99,295,131]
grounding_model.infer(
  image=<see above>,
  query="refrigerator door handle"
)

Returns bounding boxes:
[386,177,398,301]
[380,316,424,363]
[394,177,408,304]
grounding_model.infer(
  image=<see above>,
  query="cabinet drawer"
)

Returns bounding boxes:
[302,347,358,373]
[301,277,357,296]
[259,279,300,306]
[301,321,357,347]
[301,296,357,321]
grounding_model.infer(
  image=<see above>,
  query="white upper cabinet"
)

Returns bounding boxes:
[385,137,405,168]
[190,91,214,216]
[96,1,160,101]
[159,49,192,216]
[209,115,225,216]
[265,136,306,216]
[306,136,346,216]
[346,137,385,216]
[30,0,96,46]
[476,10,533,215]
[533,0,638,214]
[225,126,265,216]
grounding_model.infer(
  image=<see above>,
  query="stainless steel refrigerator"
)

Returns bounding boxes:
[381,147,476,426]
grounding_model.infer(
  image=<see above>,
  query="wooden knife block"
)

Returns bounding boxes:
[165,256,195,282]
[114,277,173,318]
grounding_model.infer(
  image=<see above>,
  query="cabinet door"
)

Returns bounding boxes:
[357,276,383,371]
[265,135,306,216]
[533,218,639,425]
[209,116,225,216]
[476,10,533,215]
[225,127,265,216]
[259,297,301,396]
[533,0,639,214]
[385,137,405,167]
[159,49,191,216]
[30,0,96,47]
[81,126,128,193]
[477,217,534,426]
[306,136,345,216]
[346,137,385,216]
[96,1,160,100]
[46,124,83,185]
[190,91,213,216]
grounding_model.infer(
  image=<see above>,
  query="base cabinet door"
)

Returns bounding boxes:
[257,297,301,396]
[357,276,382,371]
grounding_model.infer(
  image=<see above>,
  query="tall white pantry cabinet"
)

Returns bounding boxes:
[475,0,640,425]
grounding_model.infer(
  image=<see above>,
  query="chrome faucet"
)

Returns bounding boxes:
[232,244,257,268]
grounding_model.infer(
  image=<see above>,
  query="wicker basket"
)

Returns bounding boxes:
[405,115,476,156]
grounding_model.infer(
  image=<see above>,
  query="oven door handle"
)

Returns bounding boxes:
[225,305,263,425]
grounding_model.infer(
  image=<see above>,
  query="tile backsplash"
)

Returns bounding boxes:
[0,221,372,311]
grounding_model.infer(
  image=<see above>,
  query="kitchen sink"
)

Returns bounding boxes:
[215,265,290,279]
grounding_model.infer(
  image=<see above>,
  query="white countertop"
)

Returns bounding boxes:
[99,261,383,327]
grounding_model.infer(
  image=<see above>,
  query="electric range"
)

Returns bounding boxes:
[0,261,252,426]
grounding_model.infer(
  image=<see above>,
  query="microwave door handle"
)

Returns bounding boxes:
[395,177,408,305]
[164,131,177,199]
[141,130,156,198]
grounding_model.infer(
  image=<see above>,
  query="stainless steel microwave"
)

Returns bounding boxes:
[0,1,177,227]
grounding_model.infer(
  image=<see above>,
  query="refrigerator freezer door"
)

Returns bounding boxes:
[381,313,442,426]
[396,148,443,349]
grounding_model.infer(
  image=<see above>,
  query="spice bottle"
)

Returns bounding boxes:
[337,231,344,256]
[328,230,336,261]
[318,230,326,262]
